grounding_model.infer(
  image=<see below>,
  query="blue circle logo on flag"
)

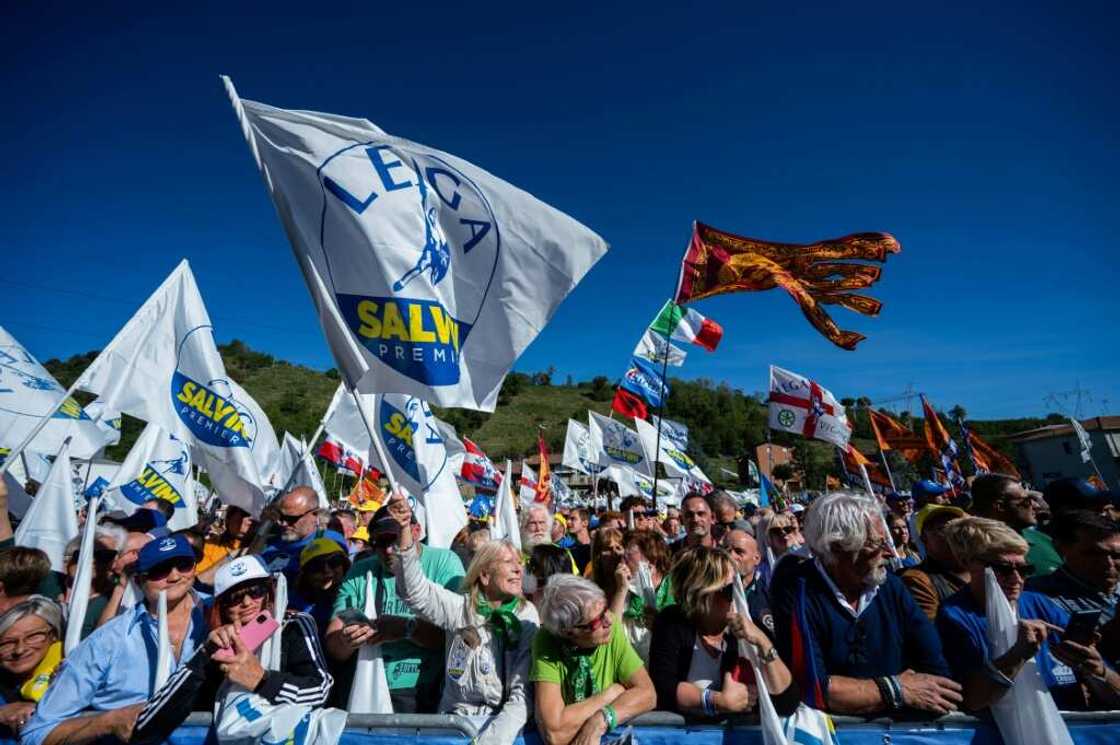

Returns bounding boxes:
[318,145,501,389]
[170,327,255,449]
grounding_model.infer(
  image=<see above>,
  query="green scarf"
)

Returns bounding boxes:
[561,644,598,703]
[476,597,521,645]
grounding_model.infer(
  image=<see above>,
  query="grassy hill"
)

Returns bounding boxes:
[43,340,1061,491]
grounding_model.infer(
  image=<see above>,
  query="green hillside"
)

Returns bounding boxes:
[42,340,1061,491]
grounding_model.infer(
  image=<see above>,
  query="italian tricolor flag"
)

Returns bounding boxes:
[649,300,722,352]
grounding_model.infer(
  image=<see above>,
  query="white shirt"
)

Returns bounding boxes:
[813,557,880,618]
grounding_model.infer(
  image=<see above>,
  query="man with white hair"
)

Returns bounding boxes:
[769,491,962,717]
[520,505,554,551]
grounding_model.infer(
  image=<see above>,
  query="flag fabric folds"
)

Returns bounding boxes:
[648,300,723,352]
[534,432,551,504]
[275,433,329,507]
[0,325,110,460]
[650,415,689,451]
[922,396,964,489]
[518,462,538,507]
[1070,418,1094,465]
[490,461,521,551]
[74,261,267,512]
[611,388,649,420]
[619,356,669,410]
[562,419,604,476]
[461,435,502,492]
[226,80,608,412]
[674,222,900,350]
[767,366,852,449]
[633,416,711,487]
[588,411,652,476]
[868,409,928,463]
[633,329,686,367]
[13,440,78,572]
[107,422,197,531]
[839,444,891,490]
[959,420,1021,479]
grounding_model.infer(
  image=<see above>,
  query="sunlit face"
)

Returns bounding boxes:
[567,513,585,534]
[999,483,1037,528]
[888,516,910,547]
[624,543,647,574]
[141,557,197,606]
[523,508,552,547]
[0,615,55,676]
[831,521,890,591]
[722,530,761,581]
[767,518,802,555]
[220,580,270,625]
[702,570,736,627]
[277,495,318,542]
[482,546,524,600]
[972,551,1031,604]
[682,498,712,538]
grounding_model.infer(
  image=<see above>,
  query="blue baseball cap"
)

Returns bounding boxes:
[911,480,949,500]
[1043,478,1113,513]
[136,534,196,574]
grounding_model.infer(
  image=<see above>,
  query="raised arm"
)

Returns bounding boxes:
[395,527,466,631]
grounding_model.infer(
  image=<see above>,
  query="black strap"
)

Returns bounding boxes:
[375,563,386,618]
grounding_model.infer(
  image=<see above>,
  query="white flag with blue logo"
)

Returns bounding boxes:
[588,411,651,476]
[74,261,266,512]
[107,421,197,531]
[13,439,79,571]
[0,325,111,459]
[275,433,328,508]
[226,81,608,412]
[357,393,466,548]
[633,416,711,487]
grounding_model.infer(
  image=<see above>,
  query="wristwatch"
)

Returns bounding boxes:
[760,646,780,664]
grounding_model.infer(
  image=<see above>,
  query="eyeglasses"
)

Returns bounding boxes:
[220,582,270,606]
[987,560,1035,578]
[573,609,611,633]
[145,556,196,582]
[0,629,54,656]
[769,525,799,537]
[277,507,317,526]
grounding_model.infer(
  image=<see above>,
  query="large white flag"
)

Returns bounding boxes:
[13,440,79,571]
[633,416,711,486]
[588,411,651,476]
[225,80,608,412]
[561,419,604,476]
[108,422,197,531]
[650,415,689,451]
[274,433,328,508]
[227,379,281,495]
[357,394,466,548]
[767,365,852,449]
[74,261,266,512]
[0,326,110,459]
[490,460,521,552]
[606,465,673,500]
[518,461,538,507]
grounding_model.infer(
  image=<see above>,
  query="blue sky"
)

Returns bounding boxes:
[3,1,1117,420]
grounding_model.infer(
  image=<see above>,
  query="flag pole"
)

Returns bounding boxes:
[351,391,401,496]
[0,378,87,478]
[878,449,897,493]
[649,322,673,501]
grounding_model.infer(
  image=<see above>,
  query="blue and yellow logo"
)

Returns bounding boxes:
[171,372,252,448]
[120,464,185,507]
[53,397,91,421]
[664,447,697,472]
[378,398,421,483]
[319,145,499,389]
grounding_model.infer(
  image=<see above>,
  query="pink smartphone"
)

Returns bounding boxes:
[212,611,279,662]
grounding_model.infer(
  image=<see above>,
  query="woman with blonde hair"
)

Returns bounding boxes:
[755,510,804,590]
[648,546,798,717]
[938,516,1120,712]
[393,505,538,745]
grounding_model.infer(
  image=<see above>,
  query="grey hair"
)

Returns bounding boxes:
[539,575,605,635]
[520,504,553,531]
[64,523,128,566]
[804,491,883,565]
[706,490,738,515]
[0,595,63,638]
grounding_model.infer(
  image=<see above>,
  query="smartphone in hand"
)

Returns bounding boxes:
[1064,609,1103,646]
[212,612,280,662]
[337,607,375,629]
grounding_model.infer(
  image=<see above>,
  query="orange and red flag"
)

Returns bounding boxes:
[965,429,1021,480]
[841,444,892,489]
[674,222,901,350]
[868,409,927,463]
[534,431,552,504]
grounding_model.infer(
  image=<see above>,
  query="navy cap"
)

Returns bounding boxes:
[136,534,196,574]
[108,508,167,534]
[911,480,949,499]
[1044,478,1112,513]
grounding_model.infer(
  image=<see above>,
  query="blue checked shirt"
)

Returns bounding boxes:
[21,597,208,745]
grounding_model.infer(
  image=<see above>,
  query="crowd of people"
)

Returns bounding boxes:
[0,469,1117,745]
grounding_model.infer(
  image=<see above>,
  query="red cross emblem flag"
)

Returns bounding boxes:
[767,365,852,449]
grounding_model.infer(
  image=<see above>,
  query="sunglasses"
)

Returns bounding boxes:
[987,560,1035,579]
[277,508,317,526]
[220,582,270,606]
[573,609,611,633]
[145,556,196,582]
[769,525,799,537]
[305,554,349,573]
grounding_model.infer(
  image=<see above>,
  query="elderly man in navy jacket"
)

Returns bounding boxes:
[770,492,963,717]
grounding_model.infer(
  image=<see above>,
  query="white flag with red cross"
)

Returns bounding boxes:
[767,365,852,449]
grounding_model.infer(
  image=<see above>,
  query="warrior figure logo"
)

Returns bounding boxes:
[393,162,451,292]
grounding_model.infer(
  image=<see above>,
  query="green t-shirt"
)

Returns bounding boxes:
[1024,527,1063,577]
[529,620,643,703]
[332,547,464,691]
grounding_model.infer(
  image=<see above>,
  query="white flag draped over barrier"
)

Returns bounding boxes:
[355,393,466,548]
[107,422,197,531]
[633,416,711,486]
[767,365,852,450]
[0,326,110,459]
[588,412,651,476]
[73,261,266,512]
[225,79,608,412]
[561,419,603,476]
[348,572,393,714]
[490,460,521,552]
[985,568,1073,745]
[13,440,79,571]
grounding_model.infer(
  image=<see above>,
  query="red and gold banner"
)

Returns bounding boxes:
[868,409,927,463]
[674,222,901,350]
[842,444,893,488]
[535,431,552,504]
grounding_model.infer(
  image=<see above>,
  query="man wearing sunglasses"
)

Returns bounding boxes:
[260,487,341,583]
[23,534,207,745]
[770,492,961,717]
